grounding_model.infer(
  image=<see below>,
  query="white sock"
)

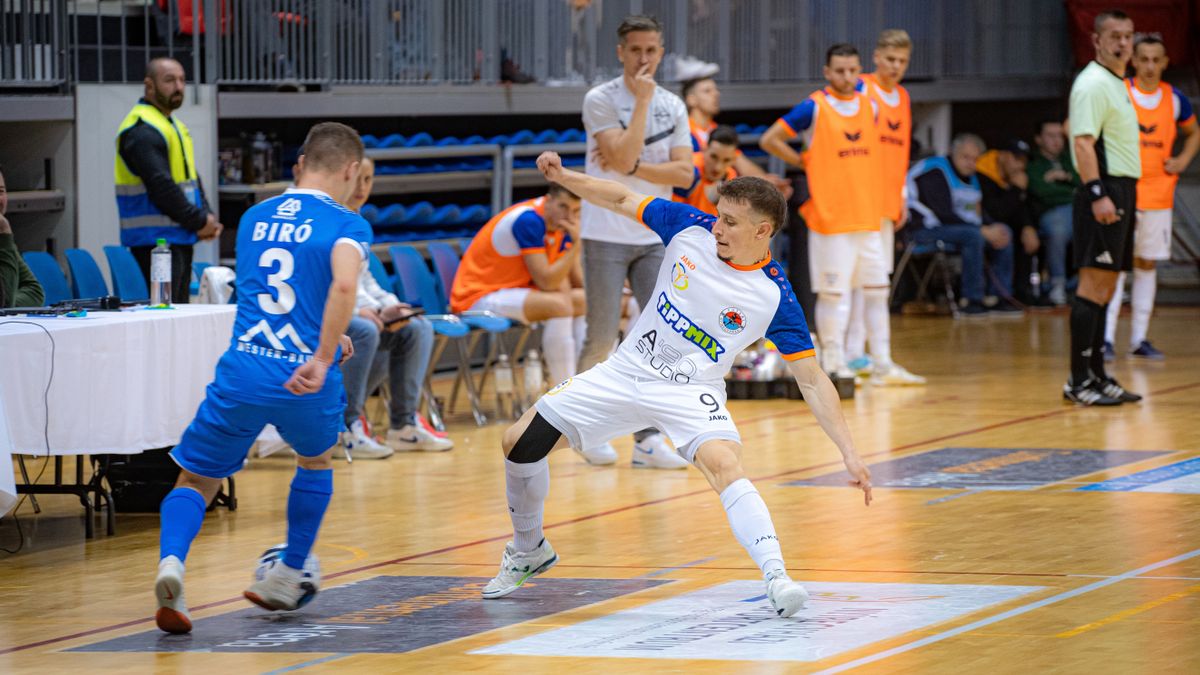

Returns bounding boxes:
[1130,267,1157,347]
[1105,272,1124,345]
[844,288,866,361]
[720,478,785,580]
[863,287,892,368]
[505,458,550,552]
[816,292,850,372]
[541,317,576,384]
[572,315,587,363]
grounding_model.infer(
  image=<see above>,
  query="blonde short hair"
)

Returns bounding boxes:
[877,29,912,50]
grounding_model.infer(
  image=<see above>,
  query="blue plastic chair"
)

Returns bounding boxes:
[533,129,559,144]
[21,252,71,305]
[367,251,391,290]
[560,128,585,143]
[892,238,962,318]
[102,245,150,302]
[459,204,490,225]
[378,204,406,227]
[190,261,212,298]
[402,201,435,226]
[64,248,110,299]
[405,132,434,147]
[429,204,462,226]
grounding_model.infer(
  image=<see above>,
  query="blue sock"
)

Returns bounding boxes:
[159,487,208,562]
[285,467,333,570]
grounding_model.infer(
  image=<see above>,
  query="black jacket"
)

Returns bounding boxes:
[117,110,211,234]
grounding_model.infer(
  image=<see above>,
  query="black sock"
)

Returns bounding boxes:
[1070,297,1102,385]
[1089,300,1110,381]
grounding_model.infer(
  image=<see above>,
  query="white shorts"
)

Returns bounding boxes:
[470,287,530,322]
[808,230,888,294]
[881,218,896,274]
[1134,209,1172,261]
[535,361,740,463]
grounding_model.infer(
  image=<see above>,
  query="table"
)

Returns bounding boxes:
[0,305,237,533]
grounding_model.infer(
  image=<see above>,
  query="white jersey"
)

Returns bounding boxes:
[581,76,692,245]
[605,198,816,386]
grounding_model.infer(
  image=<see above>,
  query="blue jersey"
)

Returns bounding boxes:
[212,188,372,404]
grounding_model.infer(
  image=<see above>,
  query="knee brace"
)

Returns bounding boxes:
[507,413,562,464]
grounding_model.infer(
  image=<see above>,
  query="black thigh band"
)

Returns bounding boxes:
[508,412,563,464]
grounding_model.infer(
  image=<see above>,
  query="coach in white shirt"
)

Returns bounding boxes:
[577,14,694,469]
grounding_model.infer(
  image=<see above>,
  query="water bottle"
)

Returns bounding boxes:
[524,349,544,398]
[150,238,172,306]
[495,353,515,417]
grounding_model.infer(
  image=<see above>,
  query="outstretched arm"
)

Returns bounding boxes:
[537,151,650,222]
[786,356,873,505]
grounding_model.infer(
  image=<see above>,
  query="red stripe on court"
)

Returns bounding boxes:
[4,380,1196,656]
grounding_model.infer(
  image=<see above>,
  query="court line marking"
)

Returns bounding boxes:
[5,380,1198,657]
[638,556,719,578]
[813,548,1200,674]
[924,489,981,505]
[259,652,351,675]
[1055,583,1200,638]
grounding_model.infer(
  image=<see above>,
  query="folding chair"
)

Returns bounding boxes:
[891,238,960,318]
[64,249,110,299]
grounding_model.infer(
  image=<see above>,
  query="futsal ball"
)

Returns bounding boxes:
[254,543,321,608]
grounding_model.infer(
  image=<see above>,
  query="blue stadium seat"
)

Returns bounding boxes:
[359,203,379,225]
[367,251,391,289]
[435,136,461,147]
[380,133,406,149]
[361,134,381,149]
[402,201,435,226]
[462,135,488,145]
[560,128,585,143]
[406,132,434,147]
[21,252,71,305]
[488,134,510,145]
[507,129,536,145]
[429,204,462,226]
[378,204,406,227]
[533,129,559,144]
[459,204,490,224]
[102,245,150,302]
[64,248,110,299]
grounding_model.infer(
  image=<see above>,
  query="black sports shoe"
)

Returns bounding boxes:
[989,299,1024,317]
[1096,376,1142,403]
[960,301,989,318]
[1063,378,1122,406]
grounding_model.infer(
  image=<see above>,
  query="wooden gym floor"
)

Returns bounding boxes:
[2,308,1198,673]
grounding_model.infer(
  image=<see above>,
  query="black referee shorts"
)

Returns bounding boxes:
[1073,176,1136,272]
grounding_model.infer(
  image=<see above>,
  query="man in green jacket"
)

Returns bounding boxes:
[0,166,45,308]
[1026,119,1079,305]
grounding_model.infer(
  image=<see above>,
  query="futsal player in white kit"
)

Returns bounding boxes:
[482,151,873,618]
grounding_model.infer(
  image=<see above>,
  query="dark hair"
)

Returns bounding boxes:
[1035,118,1063,135]
[681,76,715,102]
[300,122,364,173]
[1134,33,1166,52]
[618,15,663,42]
[709,125,739,147]
[1094,9,1131,33]
[546,182,580,200]
[825,43,859,65]
[716,177,788,235]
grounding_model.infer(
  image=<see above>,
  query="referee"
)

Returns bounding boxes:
[1064,10,1142,406]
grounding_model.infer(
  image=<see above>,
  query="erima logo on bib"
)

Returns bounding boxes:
[656,292,725,362]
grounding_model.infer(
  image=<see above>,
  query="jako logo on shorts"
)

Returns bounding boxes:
[656,292,725,362]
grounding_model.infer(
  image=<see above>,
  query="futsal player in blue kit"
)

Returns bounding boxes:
[484,152,873,619]
[153,122,371,634]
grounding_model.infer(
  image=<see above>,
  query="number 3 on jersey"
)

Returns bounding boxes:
[258,247,296,314]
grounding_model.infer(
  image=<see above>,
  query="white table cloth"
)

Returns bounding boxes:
[0,306,238,474]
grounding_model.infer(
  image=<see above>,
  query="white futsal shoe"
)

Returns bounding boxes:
[868,362,927,386]
[244,562,311,611]
[155,555,192,634]
[632,433,690,469]
[341,418,393,459]
[766,571,809,618]
[481,539,559,599]
[576,442,618,465]
[386,423,454,452]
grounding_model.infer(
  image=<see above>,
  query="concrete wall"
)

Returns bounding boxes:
[75,83,220,280]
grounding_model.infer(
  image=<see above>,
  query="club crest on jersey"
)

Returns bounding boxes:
[274,198,303,219]
[671,262,689,290]
[719,307,746,335]
[656,292,725,362]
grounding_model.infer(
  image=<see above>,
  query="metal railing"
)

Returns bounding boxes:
[0,0,1072,88]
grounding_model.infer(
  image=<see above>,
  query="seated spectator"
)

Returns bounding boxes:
[341,157,452,458]
[673,124,738,215]
[450,184,585,386]
[0,167,45,308]
[1026,119,1078,305]
[906,133,1017,317]
[976,138,1039,311]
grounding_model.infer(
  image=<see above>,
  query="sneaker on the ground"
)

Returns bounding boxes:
[386,424,453,452]
[576,442,618,466]
[417,413,449,439]
[846,355,873,375]
[1062,378,1122,406]
[869,363,927,386]
[244,561,312,611]
[341,417,393,459]
[766,571,809,618]
[481,539,559,599]
[989,299,1024,317]
[828,366,856,381]
[1096,375,1142,403]
[1048,284,1068,306]
[960,301,989,318]
[1103,341,1115,363]
[632,433,689,469]
[1130,340,1164,361]
[155,555,192,634]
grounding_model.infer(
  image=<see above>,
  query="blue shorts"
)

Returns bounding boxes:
[171,384,345,479]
